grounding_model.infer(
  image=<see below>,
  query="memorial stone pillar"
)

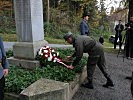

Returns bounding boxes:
[8,0,48,69]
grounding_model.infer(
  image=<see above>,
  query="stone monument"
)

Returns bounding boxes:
[8,0,48,69]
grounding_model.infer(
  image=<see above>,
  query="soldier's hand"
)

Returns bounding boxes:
[67,65,74,69]
[66,56,72,60]
[4,69,8,77]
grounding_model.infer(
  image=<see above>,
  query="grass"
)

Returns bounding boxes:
[104,47,120,54]
[0,33,66,44]
[45,36,66,44]
[0,33,17,42]
[0,33,120,54]
[104,39,114,47]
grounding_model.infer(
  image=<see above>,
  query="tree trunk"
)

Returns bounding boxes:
[128,0,133,21]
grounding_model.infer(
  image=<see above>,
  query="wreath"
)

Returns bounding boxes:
[38,46,73,69]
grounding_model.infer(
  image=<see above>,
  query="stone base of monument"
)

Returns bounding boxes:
[7,40,48,69]
[4,66,87,100]
[13,40,48,60]
[7,57,40,69]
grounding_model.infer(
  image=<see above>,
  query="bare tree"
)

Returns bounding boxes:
[121,0,133,21]
[128,0,133,19]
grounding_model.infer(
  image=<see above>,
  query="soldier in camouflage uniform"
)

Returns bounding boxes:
[63,32,114,89]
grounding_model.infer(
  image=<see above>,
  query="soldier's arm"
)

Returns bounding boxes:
[72,41,83,66]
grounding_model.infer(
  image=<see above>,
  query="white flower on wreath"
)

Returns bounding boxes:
[38,45,60,62]
[48,53,53,61]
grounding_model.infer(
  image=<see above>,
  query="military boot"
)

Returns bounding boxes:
[82,81,94,89]
[103,78,114,88]
[125,76,132,80]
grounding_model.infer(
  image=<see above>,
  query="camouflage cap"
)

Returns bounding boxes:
[63,32,73,40]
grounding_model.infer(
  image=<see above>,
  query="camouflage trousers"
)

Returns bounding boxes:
[87,55,111,82]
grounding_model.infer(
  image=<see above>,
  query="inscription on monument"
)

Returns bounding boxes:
[15,0,30,20]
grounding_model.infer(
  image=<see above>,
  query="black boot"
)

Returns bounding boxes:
[125,76,132,80]
[103,79,114,88]
[82,81,94,89]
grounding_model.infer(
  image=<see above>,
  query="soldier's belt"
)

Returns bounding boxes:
[88,56,100,65]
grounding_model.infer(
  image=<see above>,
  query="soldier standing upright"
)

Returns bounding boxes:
[80,13,90,36]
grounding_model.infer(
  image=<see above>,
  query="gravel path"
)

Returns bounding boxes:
[72,52,133,100]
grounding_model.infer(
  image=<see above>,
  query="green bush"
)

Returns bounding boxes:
[5,48,87,94]
[0,16,16,34]
[90,28,112,40]
[44,22,78,39]
[6,50,13,58]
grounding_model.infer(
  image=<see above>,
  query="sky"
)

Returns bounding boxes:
[97,0,123,14]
